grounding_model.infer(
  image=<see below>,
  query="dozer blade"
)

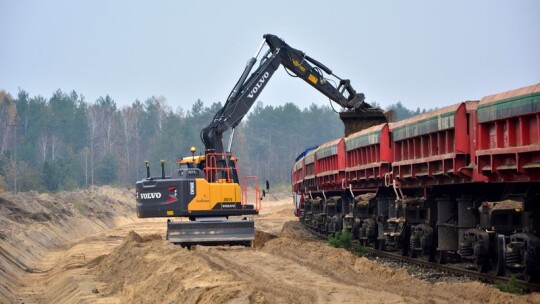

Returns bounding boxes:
[166,219,255,247]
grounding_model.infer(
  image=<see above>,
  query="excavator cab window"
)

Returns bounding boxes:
[197,160,206,171]
[178,163,196,170]
[229,165,239,184]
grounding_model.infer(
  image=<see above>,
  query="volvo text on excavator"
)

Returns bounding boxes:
[135,34,386,248]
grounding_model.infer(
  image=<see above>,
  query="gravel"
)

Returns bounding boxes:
[366,254,476,284]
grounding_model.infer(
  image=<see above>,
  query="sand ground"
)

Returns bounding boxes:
[1,188,539,303]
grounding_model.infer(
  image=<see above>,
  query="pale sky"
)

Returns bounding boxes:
[1,1,539,111]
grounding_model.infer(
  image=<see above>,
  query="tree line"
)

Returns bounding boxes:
[0,89,424,192]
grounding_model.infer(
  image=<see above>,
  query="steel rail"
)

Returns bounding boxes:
[303,225,540,292]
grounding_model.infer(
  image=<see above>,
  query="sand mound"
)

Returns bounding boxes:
[142,233,163,243]
[279,220,319,241]
[254,230,277,248]
[91,234,263,304]
[125,230,144,243]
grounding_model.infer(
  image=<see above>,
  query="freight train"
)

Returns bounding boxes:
[291,83,540,282]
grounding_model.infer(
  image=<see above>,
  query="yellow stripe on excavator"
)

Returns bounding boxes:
[308,74,318,84]
[188,178,241,211]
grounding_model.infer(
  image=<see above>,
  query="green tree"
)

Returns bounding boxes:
[43,158,66,191]
[96,153,119,185]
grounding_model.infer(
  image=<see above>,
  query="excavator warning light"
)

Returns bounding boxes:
[190,146,196,154]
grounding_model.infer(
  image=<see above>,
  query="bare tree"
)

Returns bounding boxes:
[50,134,60,160]
[38,133,48,162]
[120,105,137,184]
[131,101,143,180]
[79,147,90,186]
[0,91,16,154]
[86,104,102,185]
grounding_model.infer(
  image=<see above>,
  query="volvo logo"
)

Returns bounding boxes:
[248,72,269,98]
[140,192,162,199]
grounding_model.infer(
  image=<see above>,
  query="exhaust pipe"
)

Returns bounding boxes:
[145,161,150,179]
[161,160,165,179]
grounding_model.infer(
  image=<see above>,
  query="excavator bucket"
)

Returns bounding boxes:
[166,219,255,247]
[339,109,389,136]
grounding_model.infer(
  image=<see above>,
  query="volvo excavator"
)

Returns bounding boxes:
[135,34,386,248]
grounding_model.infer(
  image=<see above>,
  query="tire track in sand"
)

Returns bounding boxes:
[195,246,404,304]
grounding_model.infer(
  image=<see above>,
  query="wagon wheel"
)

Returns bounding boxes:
[524,267,537,283]
[475,255,489,273]
[436,250,447,265]
[401,224,411,257]
[492,235,506,276]
[523,249,537,283]
[409,247,417,258]
[377,239,386,251]
[359,239,367,247]
[370,238,378,249]
[401,243,409,257]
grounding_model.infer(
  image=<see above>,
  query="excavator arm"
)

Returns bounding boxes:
[201,41,283,154]
[201,34,374,154]
[263,34,368,110]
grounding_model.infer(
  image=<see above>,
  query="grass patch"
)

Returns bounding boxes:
[354,245,370,256]
[495,275,524,295]
[328,230,352,249]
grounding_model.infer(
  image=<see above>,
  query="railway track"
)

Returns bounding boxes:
[307,228,540,292]
[364,247,540,292]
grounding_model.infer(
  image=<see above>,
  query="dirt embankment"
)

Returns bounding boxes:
[0,186,137,303]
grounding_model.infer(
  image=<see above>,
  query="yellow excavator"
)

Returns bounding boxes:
[135,34,385,248]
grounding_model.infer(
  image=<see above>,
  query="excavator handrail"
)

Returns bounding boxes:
[242,175,261,212]
[204,153,237,183]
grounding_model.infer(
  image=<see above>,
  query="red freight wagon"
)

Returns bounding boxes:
[292,158,304,192]
[303,149,317,191]
[390,102,471,187]
[292,83,540,282]
[344,124,391,189]
[315,138,345,190]
[476,83,540,182]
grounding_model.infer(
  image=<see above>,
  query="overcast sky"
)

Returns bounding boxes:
[1,1,539,111]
